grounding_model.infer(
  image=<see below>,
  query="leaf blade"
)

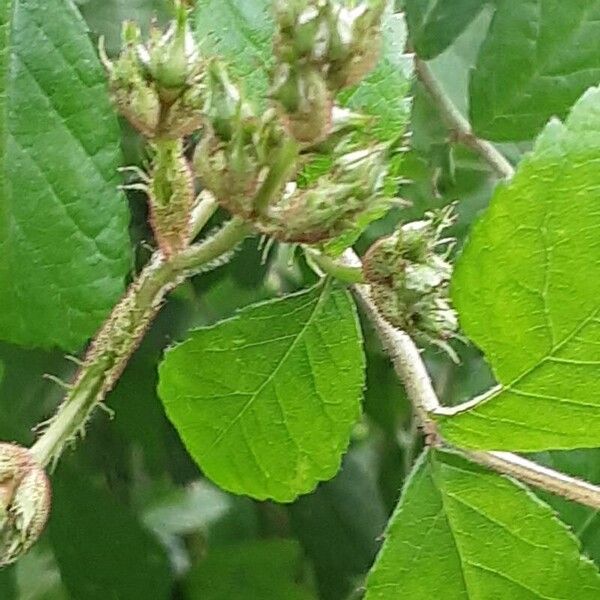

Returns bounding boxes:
[365,449,600,599]
[158,283,365,502]
[0,0,131,350]
[440,86,600,451]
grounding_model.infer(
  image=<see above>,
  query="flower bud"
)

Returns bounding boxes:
[271,63,333,143]
[363,207,458,348]
[0,444,50,567]
[327,0,386,89]
[145,1,201,102]
[102,21,161,137]
[257,142,389,242]
[148,139,194,256]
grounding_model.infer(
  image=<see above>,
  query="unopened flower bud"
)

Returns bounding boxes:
[271,63,333,143]
[101,22,161,137]
[146,1,200,102]
[257,142,389,242]
[0,444,50,567]
[327,0,385,89]
[363,207,458,348]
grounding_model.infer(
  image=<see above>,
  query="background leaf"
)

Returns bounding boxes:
[0,0,131,350]
[405,0,489,59]
[470,0,600,141]
[440,86,600,451]
[49,463,172,600]
[193,0,273,108]
[158,283,365,502]
[185,539,316,599]
[365,449,600,599]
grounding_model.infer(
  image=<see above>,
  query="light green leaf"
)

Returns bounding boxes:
[158,283,365,502]
[0,0,131,350]
[470,0,600,141]
[193,0,273,107]
[185,539,316,599]
[440,86,600,451]
[365,449,600,599]
[405,0,488,59]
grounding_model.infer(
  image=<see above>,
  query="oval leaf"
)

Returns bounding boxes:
[440,86,600,451]
[365,449,600,599]
[158,283,365,502]
[0,0,131,350]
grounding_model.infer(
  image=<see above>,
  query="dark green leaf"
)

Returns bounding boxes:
[0,0,131,350]
[440,86,600,451]
[470,0,600,141]
[405,0,488,59]
[185,539,315,599]
[365,449,600,599]
[158,283,365,502]
[289,450,387,600]
[49,464,172,600]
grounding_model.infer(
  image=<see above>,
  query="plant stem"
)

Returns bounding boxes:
[305,248,365,284]
[342,249,600,508]
[30,218,249,467]
[465,451,600,510]
[252,137,299,215]
[413,56,515,180]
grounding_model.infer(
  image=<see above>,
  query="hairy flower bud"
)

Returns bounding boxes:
[148,139,194,256]
[327,0,386,89]
[363,207,458,350]
[256,141,389,242]
[102,3,204,139]
[271,63,333,143]
[101,21,161,137]
[0,444,51,567]
[145,1,201,103]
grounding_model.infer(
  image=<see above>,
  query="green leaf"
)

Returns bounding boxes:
[439,86,600,451]
[470,0,600,141]
[365,449,600,599]
[289,450,387,600]
[0,0,131,350]
[158,283,365,502]
[193,0,273,108]
[405,0,488,59]
[185,539,315,599]
[49,464,172,600]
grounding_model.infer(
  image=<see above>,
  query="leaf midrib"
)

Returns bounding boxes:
[202,283,330,457]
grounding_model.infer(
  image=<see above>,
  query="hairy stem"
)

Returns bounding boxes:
[305,248,365,284]
[341,249,600,508]
[31,218,250,467]
[413,56,515,180]
[465,451,600,510]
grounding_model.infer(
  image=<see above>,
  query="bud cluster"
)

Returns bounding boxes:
[271,0,386,143]
[0,444,50,567]
[193,61,285,219]
[363,207,458,350]
[256,140,390,243]
[101,0,204,139]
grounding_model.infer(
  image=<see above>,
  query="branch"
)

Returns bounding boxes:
[341,249,600,510]
[31,217,250,467]
[413,56,515,181]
